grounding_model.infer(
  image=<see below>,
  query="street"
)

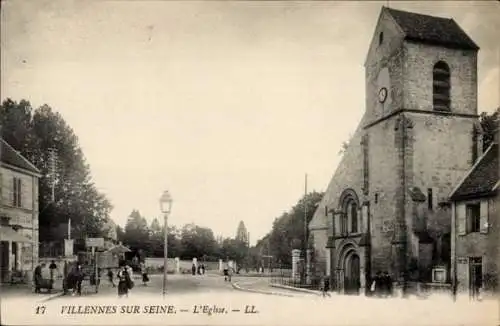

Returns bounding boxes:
[2,274,497,326]
[50,273,309,299]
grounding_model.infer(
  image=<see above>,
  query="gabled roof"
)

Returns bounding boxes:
[450,143,499,200]
[0,138,41,175]
[384,7,479,51]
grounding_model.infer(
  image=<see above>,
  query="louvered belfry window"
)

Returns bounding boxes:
[433,61,451,111]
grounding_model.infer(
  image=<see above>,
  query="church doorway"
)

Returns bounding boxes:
[343,252,360,295]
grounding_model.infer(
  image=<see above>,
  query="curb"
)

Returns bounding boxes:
[39,291,64,302]
[269,284,322,296]
[231,282,294,297]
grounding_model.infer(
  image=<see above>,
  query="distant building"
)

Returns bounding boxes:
[450,143,499,297]
[308,7,483,295]
[236,221,249,244]
[0,138,41,282]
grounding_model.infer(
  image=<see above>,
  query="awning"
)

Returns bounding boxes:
[0,226,32,242]
[105,244,131,254]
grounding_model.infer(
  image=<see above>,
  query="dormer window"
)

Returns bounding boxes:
[433,61,451,111]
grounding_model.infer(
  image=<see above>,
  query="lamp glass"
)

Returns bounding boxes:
[160,190,173,214]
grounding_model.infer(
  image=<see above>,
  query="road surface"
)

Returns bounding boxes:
[1,274,496,326]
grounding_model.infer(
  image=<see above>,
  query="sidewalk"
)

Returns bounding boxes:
[231,277,320,297]
[0,278,63,300]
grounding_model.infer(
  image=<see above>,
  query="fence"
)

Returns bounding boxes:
[270,262,323,290]
[144,258,220,274]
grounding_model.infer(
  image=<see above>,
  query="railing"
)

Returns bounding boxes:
[270,264,322,290]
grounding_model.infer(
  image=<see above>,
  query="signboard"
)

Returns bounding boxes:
[85,237,104,248]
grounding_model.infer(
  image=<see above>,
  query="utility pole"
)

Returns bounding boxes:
[48,148,57,202]
[303,173,308,282]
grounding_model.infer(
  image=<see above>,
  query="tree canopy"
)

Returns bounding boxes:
[1,98,113,242]
[480,107,499,151]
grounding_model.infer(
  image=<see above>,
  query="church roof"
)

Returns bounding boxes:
[1,138,41,175]
[385,7,479,51]
[450,143,499,200]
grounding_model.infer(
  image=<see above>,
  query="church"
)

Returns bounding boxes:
[308,6,489,295]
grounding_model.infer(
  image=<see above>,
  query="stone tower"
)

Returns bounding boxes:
[363,7,481,284]
[308,6,482,295]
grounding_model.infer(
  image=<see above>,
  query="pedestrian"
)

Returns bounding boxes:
[371,271,382,297]
[117,264,133,298]
[383,271,393,298]
[141,263,149,286]
[223,262,229,282]
[321,274,331,297]
[66,264,82,296]
[107,268,116,287]
[201,264,205,275]
[191,264,196,276]
[49,260,57,282]
[33,263,45,293]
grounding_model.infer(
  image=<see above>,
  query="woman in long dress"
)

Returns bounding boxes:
[117,265,131,298]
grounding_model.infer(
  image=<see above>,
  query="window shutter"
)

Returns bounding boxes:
[457,203,466,235]
[12,177,17,206]
[18,178,23,208]
[480,200,489,234]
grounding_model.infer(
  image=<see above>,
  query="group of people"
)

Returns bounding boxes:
[106,262,150,297]
[370,271,393,298]
[192,263,206,275]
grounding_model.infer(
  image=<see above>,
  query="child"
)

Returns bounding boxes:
[321,274,331,297]
[141,263,149,286]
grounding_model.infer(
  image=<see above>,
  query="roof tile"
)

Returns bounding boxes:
[385,7,479,51]
[451,143,499,199]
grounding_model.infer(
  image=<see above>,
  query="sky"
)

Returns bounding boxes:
[1,0,499,245]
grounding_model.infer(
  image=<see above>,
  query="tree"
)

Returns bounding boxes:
[179,223,217,260]
[116,225,126,242]
[480,107,499,151]
[253,191,324,266]
[123,210,150,254]
[0,99,113,242]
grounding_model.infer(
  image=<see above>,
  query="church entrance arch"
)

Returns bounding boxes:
[344,252,360,295]
[337,244,361,295]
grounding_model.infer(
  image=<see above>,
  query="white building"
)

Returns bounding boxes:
[0,138,41,283]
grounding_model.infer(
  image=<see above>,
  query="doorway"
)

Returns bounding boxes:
[469,257,482,299]
[344,253,360,295]
[0,241,9,282]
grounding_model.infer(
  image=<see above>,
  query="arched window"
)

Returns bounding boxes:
[433,61,451,111]
[338,189,360,236]
[341,210,348,235]
[350,201,358,233]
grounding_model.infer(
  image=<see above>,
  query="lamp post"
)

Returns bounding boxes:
[159,190,173,298]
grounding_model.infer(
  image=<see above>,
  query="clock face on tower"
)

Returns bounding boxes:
[378,87,388,103]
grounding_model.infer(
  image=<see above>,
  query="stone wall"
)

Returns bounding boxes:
[365,117,400,274]
[403,42,478,115]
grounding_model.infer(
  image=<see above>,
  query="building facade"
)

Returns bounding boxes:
[450,143,499,297]
[308,7,483,295]
[0,138,41,282]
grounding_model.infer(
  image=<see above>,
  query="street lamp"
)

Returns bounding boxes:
[159,190,173,298]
